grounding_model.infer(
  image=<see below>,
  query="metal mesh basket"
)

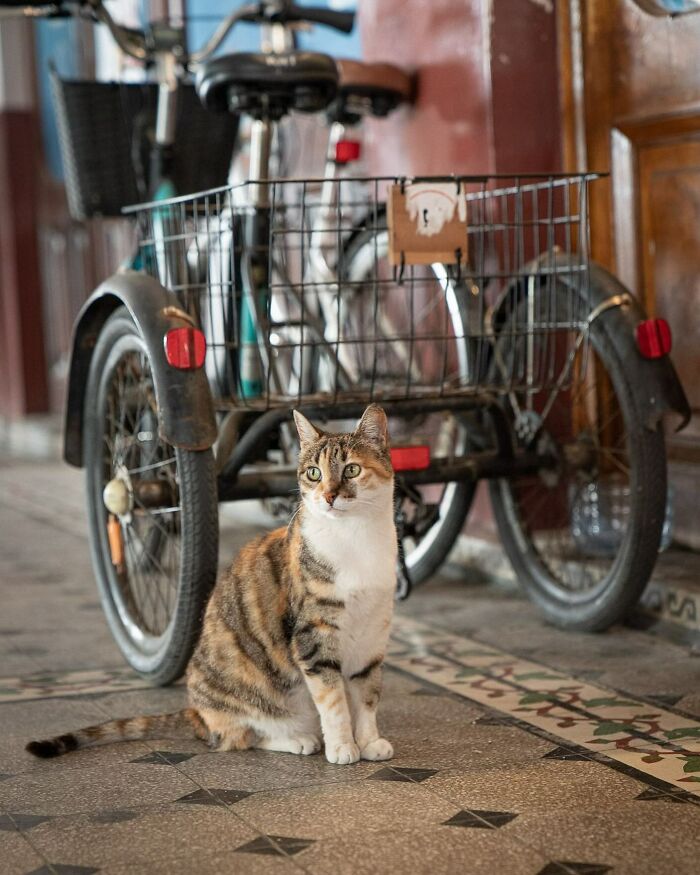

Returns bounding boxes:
[126,172,599,412]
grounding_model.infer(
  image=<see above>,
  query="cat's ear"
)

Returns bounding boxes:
[355,404,389,446]
[293,410,321,447]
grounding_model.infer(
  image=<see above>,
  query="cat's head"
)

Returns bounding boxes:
[293,405,393,520]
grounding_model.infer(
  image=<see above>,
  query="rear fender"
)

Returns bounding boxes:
[64,271,217,467]
[490,254,691,433]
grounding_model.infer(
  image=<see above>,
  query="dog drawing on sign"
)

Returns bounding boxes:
[406,184,467,237]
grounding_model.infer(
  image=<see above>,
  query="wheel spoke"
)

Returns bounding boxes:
[100,345,182,639]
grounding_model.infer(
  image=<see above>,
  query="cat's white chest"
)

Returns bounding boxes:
[304,513,397,676]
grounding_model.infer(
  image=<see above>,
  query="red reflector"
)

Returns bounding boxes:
[335,139,361,164]
[164,327,206,369]
[390,446,430,471]
[636,318,672,359]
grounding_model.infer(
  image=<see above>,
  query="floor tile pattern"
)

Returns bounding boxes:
[234,835,316,857]
[442,809,518,828]
[387,615,700,796]
[0,668,153,704]
[175,788,252,806]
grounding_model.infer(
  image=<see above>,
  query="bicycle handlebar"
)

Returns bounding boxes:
[190,2,355,64]
[270,3,354,34]
[0,0,355,64]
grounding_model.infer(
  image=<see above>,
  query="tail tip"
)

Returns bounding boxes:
[26,739,61,758]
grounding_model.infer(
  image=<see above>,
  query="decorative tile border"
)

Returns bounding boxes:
[387,615,700,797]
[0,668,153,703]
[639,580,700,634]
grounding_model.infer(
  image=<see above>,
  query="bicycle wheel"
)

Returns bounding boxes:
[340,225,477,585]
[489,276,666,630]
[84,308,219,684]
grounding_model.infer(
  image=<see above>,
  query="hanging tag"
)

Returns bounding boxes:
[387,181,468,266]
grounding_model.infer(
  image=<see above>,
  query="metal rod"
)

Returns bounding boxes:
[216,394,505,481]
[217,451,553,502]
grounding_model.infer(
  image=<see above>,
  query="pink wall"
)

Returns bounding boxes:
[359,0,561,177]
[359,0,562,538]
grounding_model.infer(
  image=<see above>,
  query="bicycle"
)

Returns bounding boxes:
[5,0,690,687]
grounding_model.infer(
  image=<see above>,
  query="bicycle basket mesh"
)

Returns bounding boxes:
[128,173,598,411]
[51,73,239,220]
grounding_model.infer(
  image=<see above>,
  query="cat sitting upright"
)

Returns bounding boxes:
[27,404,398,765]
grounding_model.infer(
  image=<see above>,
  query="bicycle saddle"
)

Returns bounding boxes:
[332,59,414,120]
[196,51,338,119]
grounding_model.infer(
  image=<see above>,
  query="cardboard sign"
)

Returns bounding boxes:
[387,182,468,266]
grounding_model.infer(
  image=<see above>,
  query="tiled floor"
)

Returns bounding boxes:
[1,460,699,874]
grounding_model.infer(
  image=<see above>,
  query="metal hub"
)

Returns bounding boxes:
[103,474,132,517]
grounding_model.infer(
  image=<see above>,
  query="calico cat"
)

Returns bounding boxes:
[27,404,397,765]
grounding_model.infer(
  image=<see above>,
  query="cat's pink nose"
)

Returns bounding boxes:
[323,492,337,506]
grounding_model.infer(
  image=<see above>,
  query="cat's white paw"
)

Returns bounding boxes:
[325,741,361,765]
[294,734,322,756]
[360,738,394,761]
[256,734,321,755]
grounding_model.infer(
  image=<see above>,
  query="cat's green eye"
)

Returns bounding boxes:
[344,463,361,479]
[306,466,322,482]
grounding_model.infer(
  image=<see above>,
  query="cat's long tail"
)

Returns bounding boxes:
[25,708,207,758]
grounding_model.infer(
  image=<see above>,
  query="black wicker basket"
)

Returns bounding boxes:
[50,72,239,220]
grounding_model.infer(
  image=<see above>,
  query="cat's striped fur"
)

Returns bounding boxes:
[27,405,397,765]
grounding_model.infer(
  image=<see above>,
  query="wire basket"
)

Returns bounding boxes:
[126,172,599,411]
[51,73,239,220]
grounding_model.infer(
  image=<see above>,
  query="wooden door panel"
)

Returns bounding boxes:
[562,0,700,547]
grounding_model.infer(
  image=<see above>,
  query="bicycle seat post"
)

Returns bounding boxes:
[148,21,186,196]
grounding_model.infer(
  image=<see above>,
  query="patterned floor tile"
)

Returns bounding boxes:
[89,810,141,824]
[0,812,52,831]
[232,780,460,840]
[129,752,195,765]
[235,835,315,857]
[542,747,590,762]
[102,852,301,874]
[26,866,100,875]
[1,762,198,816]
[0,829,46,875]
[367,767,414,783]
[387,616,700,796]
[442,809,518,828]
[537,865,612,875]
[427,761,644,815]
[176,788,251,806]
[298,826,548,875]
[25,802,258,869]
[0,669,151,704]
[507,802,700,874]
[178,747,380,793]
[368,767,438,783]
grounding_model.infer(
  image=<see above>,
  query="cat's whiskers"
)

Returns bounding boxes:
[286,503,303,534]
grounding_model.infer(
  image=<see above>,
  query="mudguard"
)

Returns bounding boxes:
[491,254,691,433]
[64,270,218,467]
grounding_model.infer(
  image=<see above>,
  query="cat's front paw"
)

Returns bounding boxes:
[325,741,361,765]
[294,734,322,756]
[360,738,394,761]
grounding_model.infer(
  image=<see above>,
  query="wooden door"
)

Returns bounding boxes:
[559,0,700,548]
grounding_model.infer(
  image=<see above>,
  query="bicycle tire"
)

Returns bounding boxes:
[341,224,477,585]
[489,278,667,631]
[84,308,219,684]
